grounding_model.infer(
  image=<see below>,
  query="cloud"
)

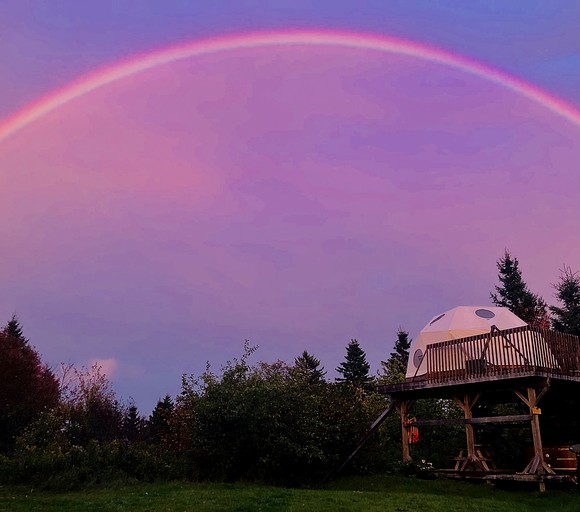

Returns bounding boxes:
[89,357,119,379]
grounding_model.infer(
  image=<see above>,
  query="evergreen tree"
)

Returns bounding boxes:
[490,250,549,328]
[379,329,411,385]
[550,266,580,337]
[293,351,326,385]
[2,314,28,343]
[0,327,59,451]
[123,402,145,443]
[336,339,371,388]
[148,395,174,444]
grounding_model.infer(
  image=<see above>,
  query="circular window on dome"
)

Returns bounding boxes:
[475,309,495,319]
[413,349,424,368]
[429,313,445,325]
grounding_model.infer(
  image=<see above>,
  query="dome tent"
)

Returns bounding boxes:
[406,306,528,378]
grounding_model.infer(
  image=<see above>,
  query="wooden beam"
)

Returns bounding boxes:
[452,395,464,409]
[414,414,532,427]
[535,379,550,405]
[514,389,529,407]
[471,392,482,409]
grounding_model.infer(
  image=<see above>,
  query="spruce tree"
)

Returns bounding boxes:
[293,350,326,385]
[3,314,28,343]
[550,266,580,337]
[123,403,145,443]
[490,250,549,328]
[148,395,174,443]
[379,329,411,384]
[336,339,371,388]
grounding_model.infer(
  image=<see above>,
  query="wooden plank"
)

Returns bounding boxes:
[459,473,575,482]
[454,449,463,471]
[414,414,532,427]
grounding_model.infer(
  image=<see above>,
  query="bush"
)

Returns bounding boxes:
[0,410,171,489]
[172,348,392,486]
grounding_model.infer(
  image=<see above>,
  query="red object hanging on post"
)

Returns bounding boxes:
[405,417,420,444]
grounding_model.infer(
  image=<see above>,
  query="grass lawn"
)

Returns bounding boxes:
[0,475,578,512]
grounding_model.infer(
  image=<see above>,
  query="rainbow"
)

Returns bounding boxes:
[1,29,579,143]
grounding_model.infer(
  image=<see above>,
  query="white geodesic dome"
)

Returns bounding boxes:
[406,306,527,378]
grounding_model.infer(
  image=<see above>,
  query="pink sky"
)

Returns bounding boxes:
[1,41,578,412]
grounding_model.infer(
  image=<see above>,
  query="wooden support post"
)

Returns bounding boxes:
[529,387,544,473]
[453,394,486,472]
[516,385,554,477]
[398,401,412,463]
[464,395,476,464]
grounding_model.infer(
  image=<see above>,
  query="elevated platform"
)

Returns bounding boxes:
[374,327,580,490]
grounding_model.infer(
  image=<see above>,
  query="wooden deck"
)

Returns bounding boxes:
[377,326,580,399]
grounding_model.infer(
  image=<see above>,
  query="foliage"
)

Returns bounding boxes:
[550,266,580,337]
[378,329,411,385]
[2,314,28,342]
[407,399,464,469]
[490,250,550,328]
[147,395,175,445]
[0,332,471,488]
[123,402,146,443]
[336,339,372,388]
[60,363,124,446]
[0,359,168,488]
[170,344,390,485]
[292,350,326,385]
[0,406,173,489]
[0,327,60,452]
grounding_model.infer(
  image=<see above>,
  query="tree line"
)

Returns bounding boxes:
[0,251,578,488]
[490,250,580,335]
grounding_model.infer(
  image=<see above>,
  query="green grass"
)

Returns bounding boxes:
[0,475,577,512]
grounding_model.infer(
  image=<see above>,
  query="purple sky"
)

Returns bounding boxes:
[1,1,579,413]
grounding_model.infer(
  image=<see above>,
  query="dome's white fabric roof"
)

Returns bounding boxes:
[406,306,527,378]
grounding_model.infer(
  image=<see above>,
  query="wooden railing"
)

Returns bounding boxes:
[414,326,580,384]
